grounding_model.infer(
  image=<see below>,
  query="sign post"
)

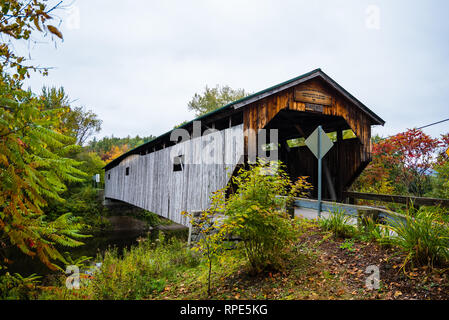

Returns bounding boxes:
[93,174,100,188]
[305,125,334,218]
[317,127,322,215]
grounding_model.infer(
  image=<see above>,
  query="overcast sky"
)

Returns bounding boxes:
[23,0,449,142]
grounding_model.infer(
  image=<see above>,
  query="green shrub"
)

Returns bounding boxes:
[319,208,356,239]
[222,160,310,273]
[131,209,165,227]
[339,239,356,253]
[0,272,41,300]
[386,211,449,268]
[429,160,449,199]
[46,186,104,219]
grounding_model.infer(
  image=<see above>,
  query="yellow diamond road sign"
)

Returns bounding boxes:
[446,147,449,158]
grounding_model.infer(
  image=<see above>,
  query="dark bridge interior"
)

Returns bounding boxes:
[263,109,367,201]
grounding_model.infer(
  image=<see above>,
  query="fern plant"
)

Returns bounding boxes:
[0,74,88,270]
[0,272,42,300]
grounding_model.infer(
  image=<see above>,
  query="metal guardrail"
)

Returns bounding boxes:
[343,191,449,208]
[293,197,406,225]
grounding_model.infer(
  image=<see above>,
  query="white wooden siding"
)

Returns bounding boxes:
[104,125,244,226]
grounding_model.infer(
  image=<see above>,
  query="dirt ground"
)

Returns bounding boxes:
[190,226,449,300]
[306,229,449,300]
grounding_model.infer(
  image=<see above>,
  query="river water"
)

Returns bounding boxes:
[1,227,187,278]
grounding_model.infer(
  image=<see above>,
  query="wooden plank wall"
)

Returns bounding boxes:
[243,78,372,163]
[241,77,374,199]
[104,124,244,226]
[284,138,362,200]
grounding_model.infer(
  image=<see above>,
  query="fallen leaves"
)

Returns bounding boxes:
[394,291,403,298]
[157,225,449,301]
[336,289,345,296]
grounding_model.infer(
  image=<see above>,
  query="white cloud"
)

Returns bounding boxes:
[22,0,449,141]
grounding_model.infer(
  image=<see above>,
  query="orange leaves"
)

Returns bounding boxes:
[101,144,130,163]
[356,128,448,196]
[0,0,65,78]
[336,289,346,297]
[163,286,171,292]
[47,25,63,40]
[33,17,42,32]
[394,290,403,298]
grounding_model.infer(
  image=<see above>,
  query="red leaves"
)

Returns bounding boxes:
[390,128,441,172]
[358,128,447,195]
[27,238,35,248]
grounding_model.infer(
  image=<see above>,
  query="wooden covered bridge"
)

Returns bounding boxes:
[104,69,385,226]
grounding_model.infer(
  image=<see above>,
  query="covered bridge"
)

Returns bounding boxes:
[104,69,385,226]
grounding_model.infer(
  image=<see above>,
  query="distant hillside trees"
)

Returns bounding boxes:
[87,135,156,163]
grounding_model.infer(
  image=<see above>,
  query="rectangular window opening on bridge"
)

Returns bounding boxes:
[173,155,184,172]
[287,137,306,148]
[342,129,357,140]
[108,173,110,180]
[125,167,130,176]
[261,142,279,151]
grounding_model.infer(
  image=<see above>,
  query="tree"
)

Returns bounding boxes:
[100,144,130,163]
[430,161,449,199]
[0,75,88,270]
[437,133,449,164]
[354,129,444,197]
[0,0,64,79]
[75,151,105,179]
[221,161,310,273]
[0,1,89,271]
[41,87,102,146]
[174,120,189,128]
[431,135,449,198]
[182,188,228,297]
[62,106,102,146]
[87,135,155,162]
[188,85,250,117]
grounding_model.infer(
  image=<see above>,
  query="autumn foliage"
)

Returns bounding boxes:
[100,144,130,163]
[0,1,89,271]
[354,128,447,197]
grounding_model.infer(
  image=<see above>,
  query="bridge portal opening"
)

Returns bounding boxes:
[254,109,369,202]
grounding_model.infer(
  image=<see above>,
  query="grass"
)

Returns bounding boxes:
[318,206,449,270]
[23,210,449,300]
[318,208,357,239]
[386,210,449,268]
[39,232,201,300]
[38,220,353,300]
[356,215,392,247]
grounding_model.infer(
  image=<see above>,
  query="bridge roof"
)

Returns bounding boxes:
[104,68,385,170]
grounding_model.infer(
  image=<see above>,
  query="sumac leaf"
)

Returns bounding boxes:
[47,25,63,39]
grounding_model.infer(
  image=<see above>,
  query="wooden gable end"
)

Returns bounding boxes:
[243,77,373,162]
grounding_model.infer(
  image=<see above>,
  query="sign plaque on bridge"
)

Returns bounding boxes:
[305,126,334,218]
